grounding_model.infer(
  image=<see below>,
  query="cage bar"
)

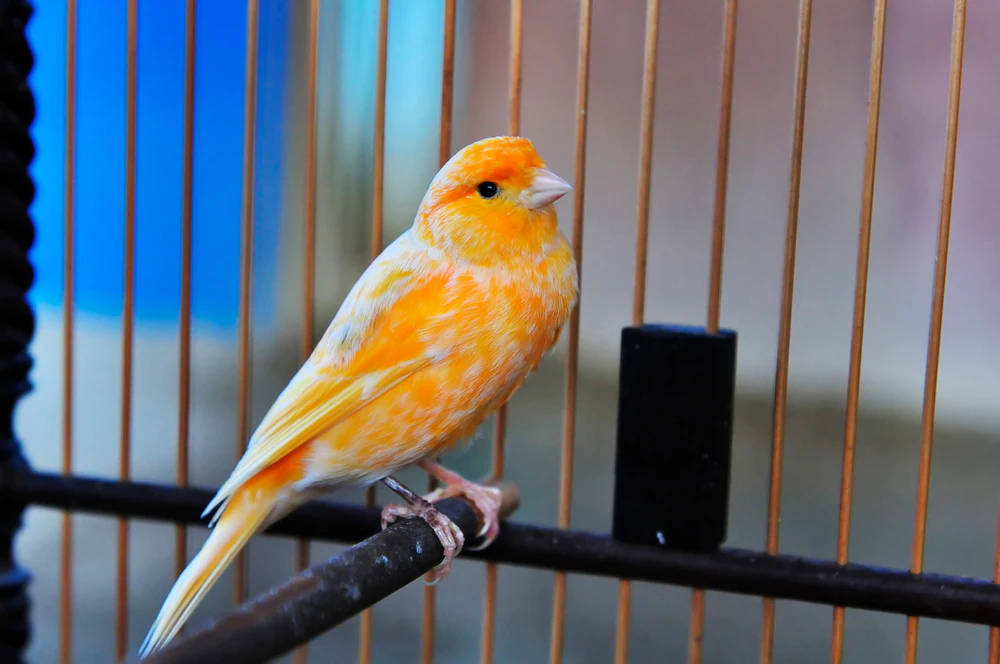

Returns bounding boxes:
[234,0,260,608]
[760,1,813,662]
[613,579,631,664]
[630,0,659,330]
[990,515,1000,662]
[437,0,456,169]
[369,0,388,262]
[830,1,887,662]
[300,0,319,362]
[292,3,320,664]
[480,531,500,663]
[706,0,737,337]
[59,1,77,661]
[616,2,660,661]
[688,590,706,664]
[480,3,524,662]
[691,1,739,659]
[547,1,591,663]
[358,2,389,661]
[8,2,996,660]
[116,0,138,656]
[507,0,523,137]
[5,468,1000,625]
[175,0,196,582]
[420,4,457,663]
[904,1,968,661]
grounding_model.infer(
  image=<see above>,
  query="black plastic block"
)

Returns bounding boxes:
[612,324,737,551]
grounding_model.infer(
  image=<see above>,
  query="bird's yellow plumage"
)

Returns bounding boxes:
[140,136,577,656]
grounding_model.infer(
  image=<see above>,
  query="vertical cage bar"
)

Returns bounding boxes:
[234,0,260,608]
[547,1,591,663]
[687,590,706,664]
[614,580,632,664]
[300,0,319,363]
[420,2,456,662]
[60,1,77,661]
[706,0,737,337]
[760,1,812,662]
[481,3,523,662]
[369,0,388,261]
[507,0,523,137]
[617,3,660,662]
[830,2,887,662]
[904,1,967,661]
[489,411,506,479]
[481,546,500,664]
[630,0,658,328]
[116,0,138,657]
[176,0,196,582]
[359,2,389,662]
[692,2,738,660]
[293,2,320,664]
[480,3,523,662]
[437,0,455,168]
[989,515,1000,662]
[481,398,506,664]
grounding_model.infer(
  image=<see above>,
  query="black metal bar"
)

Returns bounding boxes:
[0,467,382,542]
[484,528,1000,627]
[4,469,1000,629]
[137,497,480,664]
[0,2,35,662]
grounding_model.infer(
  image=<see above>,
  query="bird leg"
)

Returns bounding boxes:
[418,460,503,551]
[380,475,464,582]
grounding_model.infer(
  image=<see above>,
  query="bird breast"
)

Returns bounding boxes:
[303,234,577,486]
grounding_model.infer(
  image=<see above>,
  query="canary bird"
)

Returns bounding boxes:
[139,136,577,655]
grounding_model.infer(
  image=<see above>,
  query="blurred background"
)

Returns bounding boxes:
[14,0,1000,662]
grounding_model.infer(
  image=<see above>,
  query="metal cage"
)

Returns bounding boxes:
[1,0,998,663]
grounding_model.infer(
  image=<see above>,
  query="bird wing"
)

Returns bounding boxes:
[203,231,441,519]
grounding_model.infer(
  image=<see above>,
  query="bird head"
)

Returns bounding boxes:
[416,136,572,263]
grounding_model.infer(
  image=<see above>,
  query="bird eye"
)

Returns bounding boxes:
[477,181,499,199]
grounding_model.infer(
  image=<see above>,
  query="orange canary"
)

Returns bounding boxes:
[139,136,577,655]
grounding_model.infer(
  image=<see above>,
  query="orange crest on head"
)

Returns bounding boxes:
[421,136,545,212]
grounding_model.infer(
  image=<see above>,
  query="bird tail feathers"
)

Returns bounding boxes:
[138,483,279,657]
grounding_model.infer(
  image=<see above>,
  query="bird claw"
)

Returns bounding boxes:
[423,482,503,551]
[380,500,464,582]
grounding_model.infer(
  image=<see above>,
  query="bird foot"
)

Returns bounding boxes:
[422,476,503,551]
[381,490,464,583]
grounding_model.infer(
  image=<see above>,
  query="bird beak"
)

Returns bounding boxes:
[521,168,572,209]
